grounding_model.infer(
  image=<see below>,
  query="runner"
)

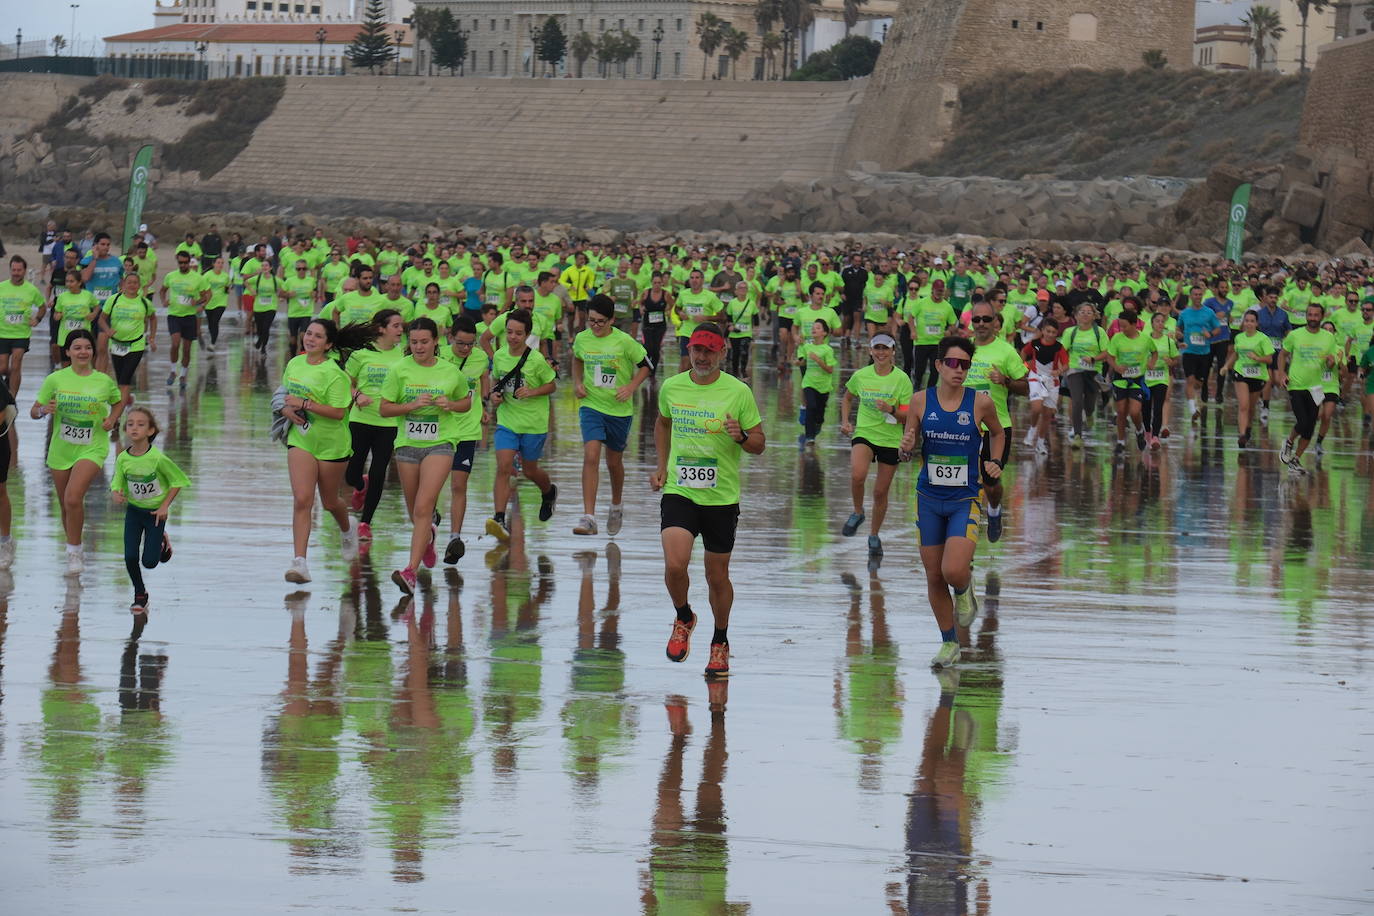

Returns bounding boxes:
[485,308,558,542]
[636,272,674,376]
[899,335,1003,669]
[1314,318,1343,458]
[571,295,650,537]
[30,330,124,574]
[724,280,762,379]
[52,269,100,364]
[1254,285,1291,425]
[675,270,724,373]
[839,333,913,557]
[343,308,406,542]
[1060,304,1109,447]
[283,258,318,355]
[1222,309,1275,450]
[246,261,281,355]
[1275,303,1340,472]
[1143,310,1180,449]
[1020,319,1067,456]
[964,301,1027,542]
[1360,325,1374,441]
[159,249,209,389]
[99,273,158,410]
[797,318,837,449]
[907,279,958,390]
[1105,305,1152,453]
[202,255,231,352]
[653,321,764,678]
[110,407,189,616]
[379,316,472,594]
[279,319,364,583]
[0,255,46,400]
[1176,285,1222,421]
[440,315,491,563]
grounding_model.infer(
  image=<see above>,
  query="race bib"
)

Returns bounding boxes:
[4,312,24,325]
[648,312,665,324]
[588,363,617,389]
[129,476,162,501]
[1309,387,1325,407]
[732,322,749,336]
[64,318,86,331]
[60,420,94,445]
[110,339,133,357]
[1190,333,1206,346]
[1241,362,1263,378]
[95,289,112,302]
[675,457,718,489]
[685,305,704,319]
[178,294,193,306]
[406,418,439,441]
[1145,368,1167,383]
[1077,356,1094,370]
[1121,366,1143,378]
[925,324,943,336]
[1321,370,1333,383]
[927,454,969,488]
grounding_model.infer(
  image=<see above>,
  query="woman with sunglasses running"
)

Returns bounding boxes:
[900,336,1004,670]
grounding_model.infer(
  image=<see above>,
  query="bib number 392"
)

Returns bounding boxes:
[675,458,718,489]
[130,477,162,501]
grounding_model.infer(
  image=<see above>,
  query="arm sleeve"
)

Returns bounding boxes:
[159,454,191,489]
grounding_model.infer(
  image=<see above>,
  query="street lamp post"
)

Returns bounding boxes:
[394,29,404,75]
[15,28,22,60]
[196,40,208,78]
[69,5,80,56]
[315,27,326,75]
[457,27,470,75]
[652,25,664,79]
[528,22,539,76]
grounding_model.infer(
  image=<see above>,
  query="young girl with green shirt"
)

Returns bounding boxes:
[111,407,189,615]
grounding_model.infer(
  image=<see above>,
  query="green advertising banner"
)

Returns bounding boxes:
[121,144,155,254]
[1224,182,1252,262]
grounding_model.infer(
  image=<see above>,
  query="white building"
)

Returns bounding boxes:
[104,21,414,76]
[161,0,415,25]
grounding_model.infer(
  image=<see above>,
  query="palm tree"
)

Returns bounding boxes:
[571,30,595,78]
[760,30,781,79]
[723,27,749,79]
[696,12,726,79]
[1295,0,1329,73]
[842,0,868,36]
[1242,5,1285,70]
[754,0,783,34]
[779,0,819,76]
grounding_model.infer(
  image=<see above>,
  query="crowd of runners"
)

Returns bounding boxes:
[4,221,1374,677]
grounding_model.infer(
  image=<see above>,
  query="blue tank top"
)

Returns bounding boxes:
[916,387,983,500]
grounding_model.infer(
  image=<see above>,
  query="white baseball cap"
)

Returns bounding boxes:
[138,223,148,232]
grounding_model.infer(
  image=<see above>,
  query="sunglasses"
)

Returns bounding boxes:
[941,357,972,370]
[969,315,996,324]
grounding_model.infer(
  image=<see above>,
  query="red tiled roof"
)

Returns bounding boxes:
[105,22,411,44]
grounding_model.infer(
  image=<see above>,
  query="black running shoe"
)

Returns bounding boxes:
[444,537,466,564]
[538,484,557,522]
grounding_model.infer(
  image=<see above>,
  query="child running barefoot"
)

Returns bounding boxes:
[111,408,189,615]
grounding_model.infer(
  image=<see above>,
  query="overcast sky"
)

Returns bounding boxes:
[14,0,1251,57]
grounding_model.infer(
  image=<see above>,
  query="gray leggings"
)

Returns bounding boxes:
[1065,371,1097,436]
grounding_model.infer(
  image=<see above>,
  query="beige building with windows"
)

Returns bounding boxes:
[1194,23,1249,71]
[410,0,893,80]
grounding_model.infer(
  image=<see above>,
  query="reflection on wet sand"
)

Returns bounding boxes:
[834,570,902,792]
[107,619,171,845]
[261,591,355,873]
[484,507,554,781]
[895,574,1009,916]
[561,543,637,801]
[641,683,744,915]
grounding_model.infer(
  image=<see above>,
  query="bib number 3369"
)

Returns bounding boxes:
[675,458,717,488]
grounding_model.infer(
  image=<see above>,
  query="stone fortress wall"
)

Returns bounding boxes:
[844,0,1196,170]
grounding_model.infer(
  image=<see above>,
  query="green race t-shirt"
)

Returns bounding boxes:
[1107,332,1153,388]
[966,336,1028,428]
[345,345,406,427]
[333,289,383,326]
[0,279,43,338]
[658,371,762,506]
[798,341,837,393]
[845,364,914,448]
[1145,333,1179,384]
[1232,330,1275,382]
[723,295,760,338]
[284,274,317,319]
[247,274,281,313]
[163,269,208,317]
[913,299,958,345]
[112,445,190,510]
[54,289,98,346]
[36,367,121,470]
[797,304,842,334]
[440,345,490,441]
[104,292,155,354]
[573,327,647,418]
[380,356,470,448]
[282,354,352,460]
[491,345,556,434]
[676,288,724,335]
[203,269,231,309]
[1282,327,1339,391]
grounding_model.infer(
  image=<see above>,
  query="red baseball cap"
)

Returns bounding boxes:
[688,328,725,352]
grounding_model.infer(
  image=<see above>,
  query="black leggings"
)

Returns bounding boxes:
[206,306,225,344]
[729,337,752,377]
[1289,390,1318,441]
[643,322,667,373]
[254,310,276,350]
[1146,384,1169,436]
[803,388,829,440]
[899,324,914,375]
[124,505,165,597]
[345,422,396,524]
[911,344,939,390]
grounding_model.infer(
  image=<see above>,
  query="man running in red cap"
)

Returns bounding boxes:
[651,321,765,678]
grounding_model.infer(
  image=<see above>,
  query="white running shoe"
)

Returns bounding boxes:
[1023,429,1037,447]
[341,522,358,558]
[1035,438,1049,456]
[285,557,311,583]
[65,550,84,576]
[573,514,598,536]
[0,540,13,570]
[930,641,961,669]
[607,503,624,537]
